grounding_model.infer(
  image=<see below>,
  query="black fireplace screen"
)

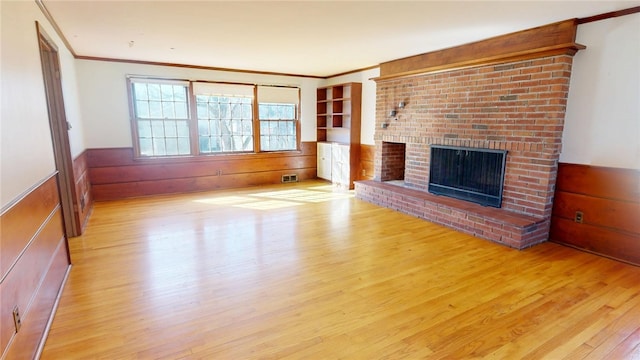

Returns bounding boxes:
[428,145,507,207]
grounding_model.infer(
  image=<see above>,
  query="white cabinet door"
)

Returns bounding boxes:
[317,142,332,180]
[331,143,350,188]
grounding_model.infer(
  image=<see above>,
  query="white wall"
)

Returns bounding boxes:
[76,60,324,148]
[562,13,640,169]
[0,1,84,208]
[75,60,380,149]
[325,68,380,145]
[60,49,85,158]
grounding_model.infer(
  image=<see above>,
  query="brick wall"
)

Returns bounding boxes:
[379,142,405,181]
[374,55,573,218]
[359,55,575,248]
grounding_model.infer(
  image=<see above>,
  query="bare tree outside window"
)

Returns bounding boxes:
[197,95,253,153]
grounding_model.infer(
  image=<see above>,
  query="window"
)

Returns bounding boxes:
[128,78,300,157]
[194,83,255,153]
[258,86,299,151]
[131,80,190,156]
[259,103,296,151]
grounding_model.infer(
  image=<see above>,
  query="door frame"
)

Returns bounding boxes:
[36,22,79,238]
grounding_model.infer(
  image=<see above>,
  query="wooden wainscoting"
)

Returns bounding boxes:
[87,142,317,201]
[73,150,93,233]
[0,174,71,359]
[550,163,640,266]
[358,144,375,181]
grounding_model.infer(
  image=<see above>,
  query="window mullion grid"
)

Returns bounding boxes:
[257,103,298,152]
[161,121,168,155]
[214,100,220,152]
[222,99,229,152]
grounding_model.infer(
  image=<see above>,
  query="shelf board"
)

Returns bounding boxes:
[317,97,351,102]
[318,126,351,130]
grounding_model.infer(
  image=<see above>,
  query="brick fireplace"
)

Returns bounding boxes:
[356,51,579,249]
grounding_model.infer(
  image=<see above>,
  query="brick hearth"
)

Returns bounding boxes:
[356,180,548,249]
[356,54,576,249]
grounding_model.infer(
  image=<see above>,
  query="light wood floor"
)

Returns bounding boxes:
[42,180,640,359]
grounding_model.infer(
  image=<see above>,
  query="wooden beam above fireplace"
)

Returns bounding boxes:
[376,19,585,81]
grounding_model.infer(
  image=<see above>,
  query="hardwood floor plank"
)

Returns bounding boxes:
[518,292,625,359]
[40,180,640,359]
[579,300,640,360]
[605,327,640,359]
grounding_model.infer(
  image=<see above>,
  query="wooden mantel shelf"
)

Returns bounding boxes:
[373,42,585,82]
[377,19,585,81]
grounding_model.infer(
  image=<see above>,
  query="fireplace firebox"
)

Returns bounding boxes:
[428,145,507,207]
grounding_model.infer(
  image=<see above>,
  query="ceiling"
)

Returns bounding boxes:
[42,1,639,78]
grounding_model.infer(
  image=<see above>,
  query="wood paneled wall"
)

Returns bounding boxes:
[358,144,375,181]
[550,163,640,265]
[87,142,318,201]
[72,150,92,233]
[0,174,71,359]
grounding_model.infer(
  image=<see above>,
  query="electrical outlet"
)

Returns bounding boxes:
[12,306,21,332]
[574,211,584,224]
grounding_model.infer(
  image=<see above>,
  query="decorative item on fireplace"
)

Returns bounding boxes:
[428,145,507,207]
[388,100,407,121]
